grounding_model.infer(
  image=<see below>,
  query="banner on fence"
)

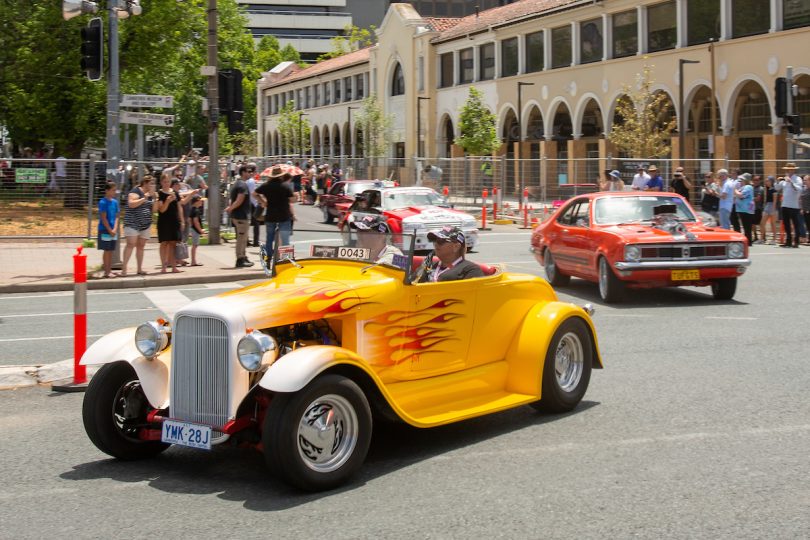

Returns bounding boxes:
[15,168,48,184]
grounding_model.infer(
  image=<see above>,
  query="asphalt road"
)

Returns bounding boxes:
[2,207,810,538]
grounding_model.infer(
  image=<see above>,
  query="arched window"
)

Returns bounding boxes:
[391,63,405,96]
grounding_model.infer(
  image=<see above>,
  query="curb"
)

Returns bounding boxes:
[0,270,264,294]
[0,360,99,391]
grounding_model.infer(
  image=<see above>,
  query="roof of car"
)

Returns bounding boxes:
[570,191,685,200]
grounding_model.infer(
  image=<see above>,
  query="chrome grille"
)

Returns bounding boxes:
[639,243,728,261]
[171,315,230,439]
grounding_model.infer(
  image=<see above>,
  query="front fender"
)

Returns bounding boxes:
[80,327,170,409]
[505,302,603,396]
[259,345,378,393]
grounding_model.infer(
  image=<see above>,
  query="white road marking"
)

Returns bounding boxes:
[704,316,758,320]
[1,308,159,319]
[203,282,241,289]
[0,334,104,343]
[143,290,190,321]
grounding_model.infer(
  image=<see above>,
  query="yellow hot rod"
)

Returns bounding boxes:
[81,229,602,491]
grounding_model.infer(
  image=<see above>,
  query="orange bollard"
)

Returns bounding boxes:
[492,186,498,219]
[480,188,489,230]
[73,246,87,384]
[54,246,88,392]
[443,185,449,197]
[326,178,332,190]
[522,202,529,228]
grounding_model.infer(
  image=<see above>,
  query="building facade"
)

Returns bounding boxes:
[239,0,387,62]
[258,0,810,186]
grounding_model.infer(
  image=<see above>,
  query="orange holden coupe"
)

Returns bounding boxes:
[80,229,602,492]
[531,192,751,302]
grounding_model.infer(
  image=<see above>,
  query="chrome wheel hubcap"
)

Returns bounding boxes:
[598,259,608,298]
[555,332,584,392]
[297,394,358,473]
[545,252,555,280]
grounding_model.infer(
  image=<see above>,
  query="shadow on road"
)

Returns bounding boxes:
[554,278,749,308]
[60,400,599,510]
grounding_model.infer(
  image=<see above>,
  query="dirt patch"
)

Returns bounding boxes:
[0,199,97,236]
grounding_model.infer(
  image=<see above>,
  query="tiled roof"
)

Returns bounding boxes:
[431,0,581,43]
[268,47,371,87]
[423,17,461,32]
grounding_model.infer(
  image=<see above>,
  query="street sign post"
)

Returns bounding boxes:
[121,94,174,108]
[120,111,175,127]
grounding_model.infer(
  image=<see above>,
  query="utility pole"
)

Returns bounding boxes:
[206,0,221,244]
[786,66,796,162]
[106,0,120,179]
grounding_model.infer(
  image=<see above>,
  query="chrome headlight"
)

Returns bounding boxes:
[135,320,171,358]
[237,330,278,372]
[624,245,641,262]
[728,242,744,259]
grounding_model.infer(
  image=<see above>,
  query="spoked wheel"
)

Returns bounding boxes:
[322,205,334,224]
[82,361,169,460]
[531,317,593,413]
[543,249,570,286]
[598,256,625,303]
[263,374,372,491]
[711,277,737,300]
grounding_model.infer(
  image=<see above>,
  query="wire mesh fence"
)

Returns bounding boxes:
[3,154,809,236]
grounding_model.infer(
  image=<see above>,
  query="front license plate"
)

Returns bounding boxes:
[671,269,700,281]
[161,419,212,450]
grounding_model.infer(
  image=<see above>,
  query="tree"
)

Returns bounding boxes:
[355,94,394,158]
[608,64,676,158]
[277,101,310,155]
[0,0,261,157]
[456,86,499,156]
[317,25,376,62]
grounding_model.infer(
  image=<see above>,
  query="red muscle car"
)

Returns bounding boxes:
[530,192,751,302]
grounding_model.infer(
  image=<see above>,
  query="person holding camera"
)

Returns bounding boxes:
[121,175,155,276]
[670,166,692,200]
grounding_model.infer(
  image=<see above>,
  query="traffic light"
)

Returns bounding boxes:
[218,69,244,133]
[785,114,801,135]
[774,77,787,118]
[80,17,103,81]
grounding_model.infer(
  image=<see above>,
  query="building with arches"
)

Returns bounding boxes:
[258,0,810,187]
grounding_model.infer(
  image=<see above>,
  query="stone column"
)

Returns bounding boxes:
[762,133,787,178]
[568,139,588,184]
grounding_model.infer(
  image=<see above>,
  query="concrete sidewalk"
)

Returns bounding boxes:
[0,238,270,294]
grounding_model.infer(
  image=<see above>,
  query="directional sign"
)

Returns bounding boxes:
[120,111,175,127]
[121,94,174,108]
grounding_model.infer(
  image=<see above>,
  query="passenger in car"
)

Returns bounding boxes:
[420,226,484,282]
[350,214,403,266]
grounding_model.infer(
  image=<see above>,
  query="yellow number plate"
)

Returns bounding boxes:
[671,269,700,281]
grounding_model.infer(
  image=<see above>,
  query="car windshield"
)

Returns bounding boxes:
[345,180,395,196]
[593,196,697,225]
[382,189,447,210]
[261,226,417,279]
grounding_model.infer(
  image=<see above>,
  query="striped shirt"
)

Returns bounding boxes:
[123,187,153,231]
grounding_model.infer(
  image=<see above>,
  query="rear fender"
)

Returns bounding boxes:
[505,302,603,396]
[80,327,170,409]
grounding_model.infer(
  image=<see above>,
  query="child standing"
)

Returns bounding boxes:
[98,181,120,278]
[189,195,205,266]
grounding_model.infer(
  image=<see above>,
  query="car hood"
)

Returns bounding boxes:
[599,222,745,243]
[175,263,404,330]
[394,206,473,223]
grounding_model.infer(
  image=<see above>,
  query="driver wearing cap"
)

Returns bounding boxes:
[349,214,403,265]
[420,225,484,282]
